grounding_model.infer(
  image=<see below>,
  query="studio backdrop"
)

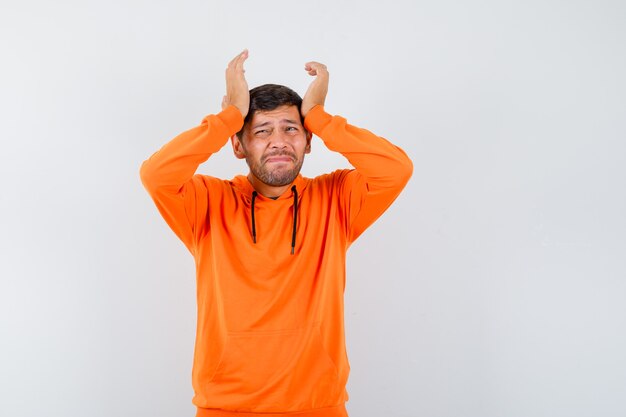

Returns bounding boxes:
[1,1,625,417]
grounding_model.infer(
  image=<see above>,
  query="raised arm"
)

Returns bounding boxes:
[139,50,250,253]
[301,62,413,242]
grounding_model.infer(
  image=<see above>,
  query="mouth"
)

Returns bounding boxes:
[264,153,295,164]
[265,156,293,163]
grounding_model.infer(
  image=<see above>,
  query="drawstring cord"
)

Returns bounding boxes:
[251,191,257,243]
[291,185,298,255]
[249,186,298,255]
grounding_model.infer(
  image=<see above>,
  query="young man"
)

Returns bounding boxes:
[140,50,413,417]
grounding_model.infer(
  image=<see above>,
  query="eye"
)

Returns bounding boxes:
[254,129,270,136]
[286,126,298,131]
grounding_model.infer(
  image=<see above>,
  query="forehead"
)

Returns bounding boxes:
[248,105,302,127]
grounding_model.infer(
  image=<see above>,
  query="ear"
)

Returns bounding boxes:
[231,134,246,159]
[304,131,312,154]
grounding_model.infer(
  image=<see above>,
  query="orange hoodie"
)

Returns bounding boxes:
[140,104,412,417]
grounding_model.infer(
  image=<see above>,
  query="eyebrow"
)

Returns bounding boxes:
[251,119,300,129]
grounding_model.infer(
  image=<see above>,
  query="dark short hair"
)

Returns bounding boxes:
[236,84,303,140]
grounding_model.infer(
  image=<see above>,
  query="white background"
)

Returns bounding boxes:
[1,1,625,416]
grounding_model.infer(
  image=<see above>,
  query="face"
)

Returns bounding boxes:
[232,105,311,187]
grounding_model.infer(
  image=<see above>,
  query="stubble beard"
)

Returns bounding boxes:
[246,151,304,187]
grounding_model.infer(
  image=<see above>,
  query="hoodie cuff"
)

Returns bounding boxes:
[304,105,333,134]
[207,105,245,136]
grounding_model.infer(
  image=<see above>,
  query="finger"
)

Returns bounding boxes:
[235,49,249,71]
[304,61,327,76]
[227,51,242,68]
[236,49,248,73]
[304,63,316,76]
[304,61,326,70]
[228,49,248,69]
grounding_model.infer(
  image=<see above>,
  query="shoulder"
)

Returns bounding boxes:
[188,174,237,195]
[307,169,355,192]
[191,174,226,186]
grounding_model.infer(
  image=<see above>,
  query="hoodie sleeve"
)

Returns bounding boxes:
[139,105,244,254]
[304,105,413,243]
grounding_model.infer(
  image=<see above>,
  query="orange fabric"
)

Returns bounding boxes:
[140,104,412,415]
[196,404,348,417]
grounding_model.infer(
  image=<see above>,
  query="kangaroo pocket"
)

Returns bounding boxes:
[203,325,342,412]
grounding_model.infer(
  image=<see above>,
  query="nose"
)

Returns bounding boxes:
[268,130,289,149]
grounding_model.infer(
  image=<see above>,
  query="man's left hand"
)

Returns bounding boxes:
[301,62,329,118]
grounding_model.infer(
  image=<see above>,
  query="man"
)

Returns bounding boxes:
[140,49,412,417]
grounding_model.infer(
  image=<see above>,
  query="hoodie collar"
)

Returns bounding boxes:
[232,174,308,202]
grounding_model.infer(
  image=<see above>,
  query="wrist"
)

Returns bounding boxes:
[218,105,245,135]
[304,105,332,133]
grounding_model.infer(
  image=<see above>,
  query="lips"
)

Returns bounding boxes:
[266,157,293,163]
[263,153,296,164]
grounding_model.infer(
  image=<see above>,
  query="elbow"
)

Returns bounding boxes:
[395,155,413,188]
[139,159,157,192]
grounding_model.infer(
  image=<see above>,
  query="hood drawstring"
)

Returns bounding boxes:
[291,185,298,255]
[251,191,258,243]
[249,186,298,255]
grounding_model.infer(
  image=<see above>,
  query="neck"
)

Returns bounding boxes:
[247,173,293,198]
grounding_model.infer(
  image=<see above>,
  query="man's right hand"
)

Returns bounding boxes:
[222,49,250,118]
